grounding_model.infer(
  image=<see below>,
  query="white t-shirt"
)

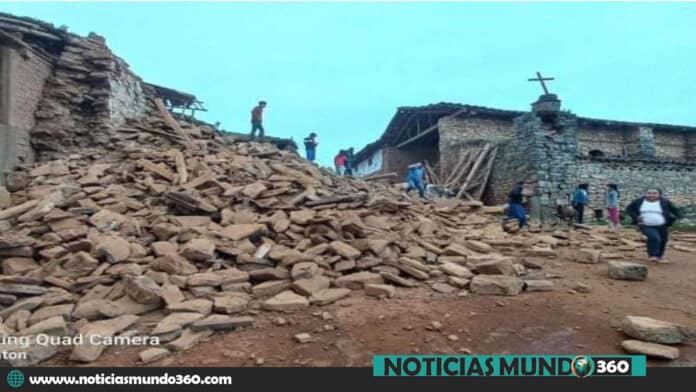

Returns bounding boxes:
[640,200,666,226]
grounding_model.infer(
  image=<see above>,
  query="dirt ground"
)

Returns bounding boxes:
[43,236,696,368]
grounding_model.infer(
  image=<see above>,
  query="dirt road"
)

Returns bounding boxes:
[44,244,696,367]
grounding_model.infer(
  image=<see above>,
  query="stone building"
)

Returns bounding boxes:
[354,94,696,221]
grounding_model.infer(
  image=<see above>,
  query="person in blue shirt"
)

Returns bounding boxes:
[405,162,426,199]
[571,184,590,224]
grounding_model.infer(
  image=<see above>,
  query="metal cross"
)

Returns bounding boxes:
[528,71,555,94]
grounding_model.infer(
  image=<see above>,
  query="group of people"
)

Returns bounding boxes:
[334,149,355,176]
[249,100,320,163]
[507,182,683,264]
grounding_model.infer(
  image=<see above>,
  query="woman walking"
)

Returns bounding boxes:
[625,188,682,263]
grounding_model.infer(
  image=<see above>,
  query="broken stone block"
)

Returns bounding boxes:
[524,280,554,292]
[365,284,395,298]
[439,262,473,278]
[621,316,695,344]
[294,332,312,343]
[151,241,178,256]
[124,275,162,305]
[89,209,127,231]
[213,296,249,314]
[262,290,309,311]
[166,329,213,352]
[608,261,647,281]
[292,275,331,296]
[62,251,99,276]
[181,238,215,262]
[290,262,320,280]
[470,275,524,296]
[2,257,39,275]
[152,254,198,275]
[330,241,361,259]
[464,240,493,253]
[161,284,185,306]
[139,347,170,363]
[575,248,601,264]
[218,224,268,241]
[187,272,223,287]
[334,271,383,289]
[95,235,131,263]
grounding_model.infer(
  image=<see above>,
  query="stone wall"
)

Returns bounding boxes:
[576,126,628,157]
[438,116,514,173]
[654,130,687,159]
[108,57,149,127]
[569,158,696,215]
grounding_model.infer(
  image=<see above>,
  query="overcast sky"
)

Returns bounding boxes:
[3,2,696,166]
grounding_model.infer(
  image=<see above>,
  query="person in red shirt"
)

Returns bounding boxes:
[334,150,347,175]
[250,100,267,141]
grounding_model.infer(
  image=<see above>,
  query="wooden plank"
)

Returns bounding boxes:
[456,144,492,198]
[472,146,499,200]
[154,98,191,143]
[362,172,398,181]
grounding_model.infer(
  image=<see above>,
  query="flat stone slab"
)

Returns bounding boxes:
[439,262,473,278]
[191,315,254,331]
[334,271,383,289]
[470,275,524,296]
[262,290,309,311]
[139,348,170,364]
[608,261,647,281]
[166,299,213,316]
[213,296,249,314]
[166,329,213,352]
[621,339,679,360]
[292,275,331,296]
[621,315,695,344]
[309,288,351,305]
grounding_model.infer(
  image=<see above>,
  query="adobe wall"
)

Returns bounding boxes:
[0,46,52,184]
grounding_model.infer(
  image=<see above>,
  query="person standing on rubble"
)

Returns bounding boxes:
[304,132,318,162]
[334,150,347,175]
[507,181,528,229]
[250,100,267,141]
[405,161,426,199]
[605,183,621,228]
[571,184,590,224]
[344,148,355,176]
[625,188,682,263]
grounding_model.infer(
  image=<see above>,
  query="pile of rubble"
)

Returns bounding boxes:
[2,114,695,365]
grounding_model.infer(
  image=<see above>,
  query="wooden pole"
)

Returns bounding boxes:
[456,144,491,199]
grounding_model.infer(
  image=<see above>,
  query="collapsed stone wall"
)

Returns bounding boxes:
[31,33,153,160]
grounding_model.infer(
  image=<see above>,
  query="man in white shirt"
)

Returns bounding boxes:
[625,188,683,263]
